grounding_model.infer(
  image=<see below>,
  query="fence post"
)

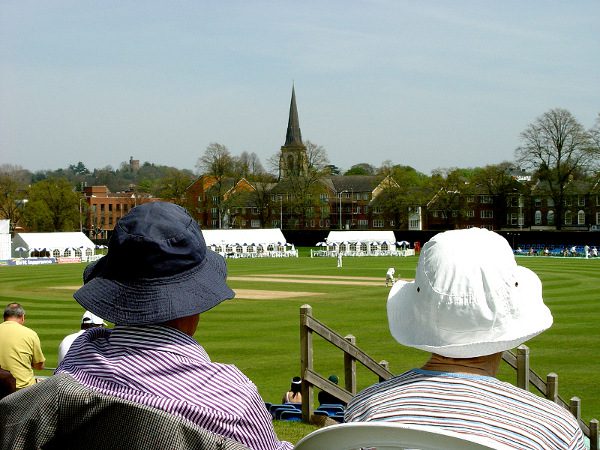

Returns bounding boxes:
[344,334,357,394]
[516,345,530,391]
[546,373,558,403]
[569,397,581,422]
[300,305,314,422]
[379,360,389,382]
[590,419,599,450]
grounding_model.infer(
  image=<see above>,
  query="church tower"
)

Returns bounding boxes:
[279,85,308,179]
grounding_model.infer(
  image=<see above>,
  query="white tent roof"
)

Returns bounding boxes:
[325,231,396,244]
[12,232,95,251]
[202,229,287,246]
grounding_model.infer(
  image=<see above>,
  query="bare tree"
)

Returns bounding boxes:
[196,143,236,228]
[233,151,265,180]
[304,140,329,172]
[515,108,597,229]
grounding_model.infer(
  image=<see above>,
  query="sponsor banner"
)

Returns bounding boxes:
[13,258,56,266]
[57,257,82,264]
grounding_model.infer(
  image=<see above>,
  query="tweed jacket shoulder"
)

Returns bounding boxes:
[0,373,250,450]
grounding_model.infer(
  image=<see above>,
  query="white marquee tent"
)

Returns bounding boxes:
[312,231,414,257]
[202,229,297,258]
[12,232,96,259]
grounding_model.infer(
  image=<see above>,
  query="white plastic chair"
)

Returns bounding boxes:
[293,422,510,450]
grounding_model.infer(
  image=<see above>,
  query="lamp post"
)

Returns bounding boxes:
[79,197,85,233]
[338,190,348,230]
[279,195,283,229]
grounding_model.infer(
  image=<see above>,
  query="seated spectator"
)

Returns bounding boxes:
[318,374,345,407]
[345,228,586,450]
[0,303,45,389]
[0,367,16,399]
[282,376,302,404]
[57,311,106,364]
[1,202,291,450]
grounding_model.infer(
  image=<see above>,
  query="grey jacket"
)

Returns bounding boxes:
[0,373,250,450]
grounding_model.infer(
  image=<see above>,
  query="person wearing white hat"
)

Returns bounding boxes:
[345,228,586,450]
[57,311,106,364]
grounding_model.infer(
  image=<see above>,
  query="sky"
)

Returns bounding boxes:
[1,1,599,176]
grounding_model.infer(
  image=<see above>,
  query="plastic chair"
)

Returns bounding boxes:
[293,422,506,450]
[316,403,345,416]
[279,410,303,421]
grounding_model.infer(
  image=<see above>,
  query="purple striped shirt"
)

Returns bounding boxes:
[56,325,291,450]
[345,369,586,450]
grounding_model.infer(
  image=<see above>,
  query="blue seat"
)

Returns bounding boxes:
[269,403,300,419]
[316,404,345,416]
[279,410,303,421]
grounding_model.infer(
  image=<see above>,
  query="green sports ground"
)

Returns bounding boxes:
[1,252,598,443]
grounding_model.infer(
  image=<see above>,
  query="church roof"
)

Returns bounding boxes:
[284,85,303,146]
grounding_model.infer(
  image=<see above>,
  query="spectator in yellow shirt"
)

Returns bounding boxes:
[0,303,45,389]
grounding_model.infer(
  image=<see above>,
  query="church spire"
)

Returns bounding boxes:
[285,85,303,146]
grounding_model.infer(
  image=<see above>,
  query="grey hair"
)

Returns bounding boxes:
[3,303,25,320]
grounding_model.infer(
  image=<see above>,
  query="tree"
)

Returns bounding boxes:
[344,163,375,176]
[515,108,597,229]
[196,143,236,228]
[156,168,194,206]
[0,165,31,231]
[23,178,79,231]
[304,140,329,172]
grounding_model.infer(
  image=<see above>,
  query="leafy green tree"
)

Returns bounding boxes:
[23,178,79,231]
[344,163,375,176]
[515,108,597,229]
[156,168,194,206]
[0,165,32,231]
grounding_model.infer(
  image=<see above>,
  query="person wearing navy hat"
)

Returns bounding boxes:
[39,202,289,450]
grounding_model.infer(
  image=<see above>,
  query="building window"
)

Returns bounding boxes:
[432,210,438,218]
[547,210,554,225]
[596,195,600,206]
[389,220,395,227]
[466,195,475,203]
[479,195,493,204]
[577,196,585,206]
[596,212,600,225]
[564,210,572,225]
[466,210,475,218]
[320,193,328,202]
[535,210,542,225]
[373,219,384,228]
[344,192,351,199]
[358,219,368,228]
[409,218,420,229]
[534,198,541,207]
[212,195,219,203]
[251,220,260,228]
[363,193,370,200]
[577,210,585,225]
[355,206,361,214]
[547,197,554,207]
[510,213,518,225]
[211,219,218,228]
[373,206,382,214]
[564,197,573,207]
[480,210,493,219]
[211,207,218,215]
[252,207,259,215]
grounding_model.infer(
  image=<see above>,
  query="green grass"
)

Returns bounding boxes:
[1,253,599,443]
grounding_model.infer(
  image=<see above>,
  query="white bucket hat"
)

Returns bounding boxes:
[387,228,553,358]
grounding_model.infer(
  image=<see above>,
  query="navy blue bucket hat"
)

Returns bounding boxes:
[74,202,235,325]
